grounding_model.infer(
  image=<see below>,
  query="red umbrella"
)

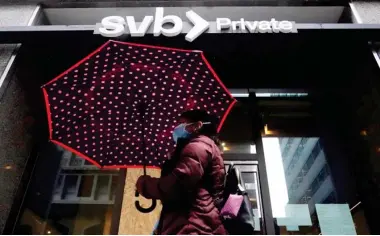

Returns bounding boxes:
[42,40,236,169]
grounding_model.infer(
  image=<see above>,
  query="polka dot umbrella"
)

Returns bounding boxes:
[41,40,236,169]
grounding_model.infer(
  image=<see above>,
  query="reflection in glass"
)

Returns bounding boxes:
[262,136,362,234]
[15,145,121,235]
[275,137,336,208]
[78,176,94,198]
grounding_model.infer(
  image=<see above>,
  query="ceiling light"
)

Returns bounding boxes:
[264,124,275,135]
[223,146,230,151]
[231,93,249,98]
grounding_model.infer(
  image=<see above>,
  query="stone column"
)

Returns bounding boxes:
[0,4,39,233]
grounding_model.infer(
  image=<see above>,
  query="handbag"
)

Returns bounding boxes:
[221,164,256,235]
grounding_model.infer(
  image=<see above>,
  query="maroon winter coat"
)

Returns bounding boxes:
[138,135,227,235]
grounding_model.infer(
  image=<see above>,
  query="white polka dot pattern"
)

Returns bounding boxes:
[42,41,235,168]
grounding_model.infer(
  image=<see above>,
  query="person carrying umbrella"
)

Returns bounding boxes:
[136,109,227,235]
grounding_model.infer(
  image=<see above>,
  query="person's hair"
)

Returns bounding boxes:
[180,109,220,146]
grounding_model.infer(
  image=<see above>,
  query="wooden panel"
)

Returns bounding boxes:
[103,205,113,235]
[118,168,162,235]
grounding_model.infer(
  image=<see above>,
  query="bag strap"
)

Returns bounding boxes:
[233,166,246,193]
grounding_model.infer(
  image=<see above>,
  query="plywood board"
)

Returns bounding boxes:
[118,168,162,235]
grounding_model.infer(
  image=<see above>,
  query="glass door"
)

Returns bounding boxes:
[217,95,274,234]
[223,161,264,234]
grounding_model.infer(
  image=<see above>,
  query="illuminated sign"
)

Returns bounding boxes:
[94,8,297,42]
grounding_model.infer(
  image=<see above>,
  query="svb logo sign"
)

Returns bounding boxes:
[94,7,297,42]
[95,8,209,42]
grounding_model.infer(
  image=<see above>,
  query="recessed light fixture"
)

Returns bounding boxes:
[223,146,230,151]
[231,93,249,98]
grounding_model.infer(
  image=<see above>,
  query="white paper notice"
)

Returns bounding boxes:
[315,204,357,235]
[276,204,312,227]
[286,225,300,231]
[252,209,261,231]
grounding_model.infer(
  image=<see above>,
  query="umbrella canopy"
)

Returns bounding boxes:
[42,40,236,169]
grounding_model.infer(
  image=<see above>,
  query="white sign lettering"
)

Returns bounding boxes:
[95,7,297,42]
[153,7,183,37]
[216,18,294,33]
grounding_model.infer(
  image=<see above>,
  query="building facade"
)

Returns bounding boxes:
[0,0,379,235]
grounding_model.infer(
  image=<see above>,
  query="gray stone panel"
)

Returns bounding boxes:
[0,4,36,234]
[0,74,33,232]
[0,45,15,77]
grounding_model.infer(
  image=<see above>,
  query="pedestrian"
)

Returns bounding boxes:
[136,109,227,235]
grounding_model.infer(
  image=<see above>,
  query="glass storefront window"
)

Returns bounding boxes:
[14,144,122,235]
[259,94,371,235]
[263,136,345,234]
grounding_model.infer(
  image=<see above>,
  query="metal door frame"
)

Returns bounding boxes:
[248,92,276,235]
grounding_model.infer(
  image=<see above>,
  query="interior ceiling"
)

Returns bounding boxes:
[43,6,344,25]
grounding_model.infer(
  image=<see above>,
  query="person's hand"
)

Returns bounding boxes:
[136,175,151,196]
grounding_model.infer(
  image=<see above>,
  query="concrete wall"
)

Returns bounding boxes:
[0,5,37,233]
